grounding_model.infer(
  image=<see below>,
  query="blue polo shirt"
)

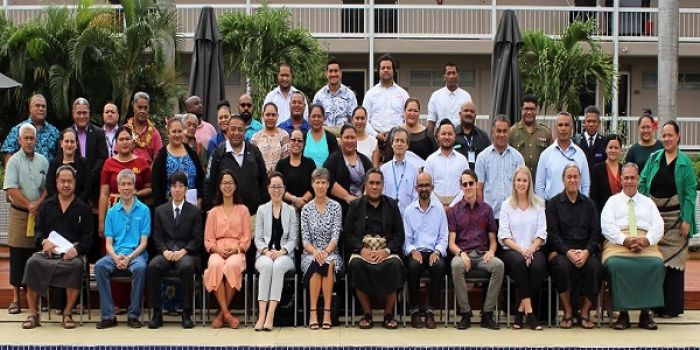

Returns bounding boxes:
[105,198,151,256]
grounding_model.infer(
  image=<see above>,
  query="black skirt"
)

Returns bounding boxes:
[347,255,404,298]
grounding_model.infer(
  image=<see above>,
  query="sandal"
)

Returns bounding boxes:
[512,311,524,330]
[322,309,332,330]
[526,313,542,330]
[224,312,240,329]
[308,309,319,330]
[21,314,40,329]
[580,316,595,329]
[559,316,573,329]
[211,311,225,329]
[383,313,398,330]
[358,313,373,329]
[8,301,20,315]
[62,315,76,329]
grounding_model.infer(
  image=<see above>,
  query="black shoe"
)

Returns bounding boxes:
[148,309,163,329]
[638,311,658,330]
[181,311,194,329]
[456,313,471,330]
[127,317,142,329]
[613,311,630,330]
[96,318,118,329]
[480,311,500,330]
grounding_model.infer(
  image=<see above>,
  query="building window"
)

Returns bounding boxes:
[643,71,700,90]
[642,71,657,89]
[410,68,475,87]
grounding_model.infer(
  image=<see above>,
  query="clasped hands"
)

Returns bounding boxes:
[411,250,441,266]
[264,248,287,261]
[360,247,390,263]
[41,240,78,261]
[623,237,650,253]
[215,246,242,259]
[163,249,188,262]
[565,249,590,268]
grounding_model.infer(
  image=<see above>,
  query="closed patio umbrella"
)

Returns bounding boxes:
[189,6,225,124]
[490,10,523,124]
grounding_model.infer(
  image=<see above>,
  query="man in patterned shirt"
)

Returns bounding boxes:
[2,94,59,164]
[313,57,358,135]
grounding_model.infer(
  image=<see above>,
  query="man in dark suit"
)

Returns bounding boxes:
[147,171,203,329]
[71,97,108,207]
[575,105,606,169]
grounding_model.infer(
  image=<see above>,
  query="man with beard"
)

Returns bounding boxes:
[424,120,469,209]
[278,91,310,134]
[509,95,552,178]
[263,63,308,124]
[362,54,408,141]
[454,101,490,170]
[427,63,472,136]
[239,94,263,142]
[402,172,448,329]
[185,95,217,150]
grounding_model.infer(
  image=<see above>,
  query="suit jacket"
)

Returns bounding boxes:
[254,201,297,259]
[152,200,203,255]
[589,162,618,214]
[71,123,108,204]
[576,132,607,169]
[344,195,404,256]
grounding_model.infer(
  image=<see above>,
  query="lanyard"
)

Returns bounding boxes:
[391,160,405,200]
[463,133,474,151]
[556,146,576,162]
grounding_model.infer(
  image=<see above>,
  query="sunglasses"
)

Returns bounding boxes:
[461,181,476,188]
[290,138,304,143]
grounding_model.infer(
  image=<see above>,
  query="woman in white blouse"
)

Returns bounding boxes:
[498,166,547,330]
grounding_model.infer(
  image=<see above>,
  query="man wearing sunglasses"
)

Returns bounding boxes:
[238,94,263,142]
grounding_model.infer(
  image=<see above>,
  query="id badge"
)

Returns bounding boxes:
[468,151,476,163]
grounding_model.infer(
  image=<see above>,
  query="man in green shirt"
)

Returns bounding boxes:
[509,95,553,178]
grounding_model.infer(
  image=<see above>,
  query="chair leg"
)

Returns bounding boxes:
[294,274,298,328]
[444,276,448,328]
[202,282,208,327]
[452,281,457,327]
[506,277,511,328]
[547,277,552,328]
[402,282,406,328]
[246,274,251,327]
[303,284,307,327]
[344,277,349,327]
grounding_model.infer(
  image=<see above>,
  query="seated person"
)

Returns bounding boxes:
[403,172,447,329]
[147,171,203,329]
[345,168,405,330]
[545,164,603,329]
[601,163,665,330]
[254,172,297,331]
[447,169,503,330]
[21,165,93,329]
[95,169,150,329]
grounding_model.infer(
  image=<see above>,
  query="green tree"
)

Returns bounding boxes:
[219,5,326,116]
[519,20,614,116]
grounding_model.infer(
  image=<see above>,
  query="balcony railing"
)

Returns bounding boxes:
[4,4,700,42]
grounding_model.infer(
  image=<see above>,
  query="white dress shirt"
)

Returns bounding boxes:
[498,201,547,249]
[424,148,469,198]
[362,82,409,135]
[225,139,246,166]
[427,86,472,127]
[263,85,309,125]
[600,191,664,246]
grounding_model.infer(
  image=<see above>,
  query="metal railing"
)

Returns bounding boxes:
[4,4,700,42]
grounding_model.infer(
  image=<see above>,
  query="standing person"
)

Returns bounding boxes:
[345,169,405,330]
[185,95,217,149]
[3,124,49,315]
[380,127,419,215]
[448,169,504,330]
[95,169,150,329]
[363,54,409,141]
[313,57,358,134]
[102,102,121,157]
[625,113,663,172]
[351,106,380,166]
[427,63,473,135]
[424,120,469,209]
[2,94,59,163]
[590,134,624,213]
[300,168,343,330]
[475,115,524,219]
[251,102,291,174]
[403,172,448,329]
[203,169,252,329]
[303,104,338,167]
[147,171,203,329]
[70,98,108,208]
[126,91,162,166]
[509,95,553,178]
[151,117,205,207]
[545,164,603,329]
[183,113,209,168]
[45,129,90,203]
[263,63,308,124]
[454,101,490,170]
[20,165,93,329]
[384,98,435,161]
[253,172,297,331]
[601,163,664,330]
[498,166,547,331]
[575,105,607,169]
[275,129,316,211]
[278,91,310,135]
[208,100,232,156]
[639,120,697,318]
[323,125,373,214]
[535,112,590,201]
[238,94,263,142]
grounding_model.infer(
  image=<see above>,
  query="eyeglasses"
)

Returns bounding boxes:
[239,103,253,108]
[269,185,285,190]
[290,138,304,143]
[221,181,235,187]
[461,181,476,188]
[416,183,431,189]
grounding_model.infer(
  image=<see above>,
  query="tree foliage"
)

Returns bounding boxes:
[519,20,615,116]
[219,5,326,117]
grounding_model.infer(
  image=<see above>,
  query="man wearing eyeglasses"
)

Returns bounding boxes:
[447,169,503,330]
[239,94,263,142]
[534,112,590,201]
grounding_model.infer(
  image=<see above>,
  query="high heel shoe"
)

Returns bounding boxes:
[512,312,524,330]
[322,309,332,330]
[526,313,542,330]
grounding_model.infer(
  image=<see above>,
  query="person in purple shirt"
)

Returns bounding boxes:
[447,169,504,330]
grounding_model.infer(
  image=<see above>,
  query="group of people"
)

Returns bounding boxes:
[2,55,695,334]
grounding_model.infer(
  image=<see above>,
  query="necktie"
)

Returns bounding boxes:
[175,207,181,226]
[628,198,637,237]
[588,136,594,148]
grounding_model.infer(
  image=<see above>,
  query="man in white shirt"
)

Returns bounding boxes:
[427,63,472,135]
[424,120,469,209]
[600,162,664,331]
[362,54,408,142]
[263,63,308,124]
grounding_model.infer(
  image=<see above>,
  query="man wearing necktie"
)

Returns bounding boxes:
[146,171,203,329]
[575,105,607,169]
[600,163,665,330]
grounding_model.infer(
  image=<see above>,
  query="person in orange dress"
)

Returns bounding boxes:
[203,169,251,329]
